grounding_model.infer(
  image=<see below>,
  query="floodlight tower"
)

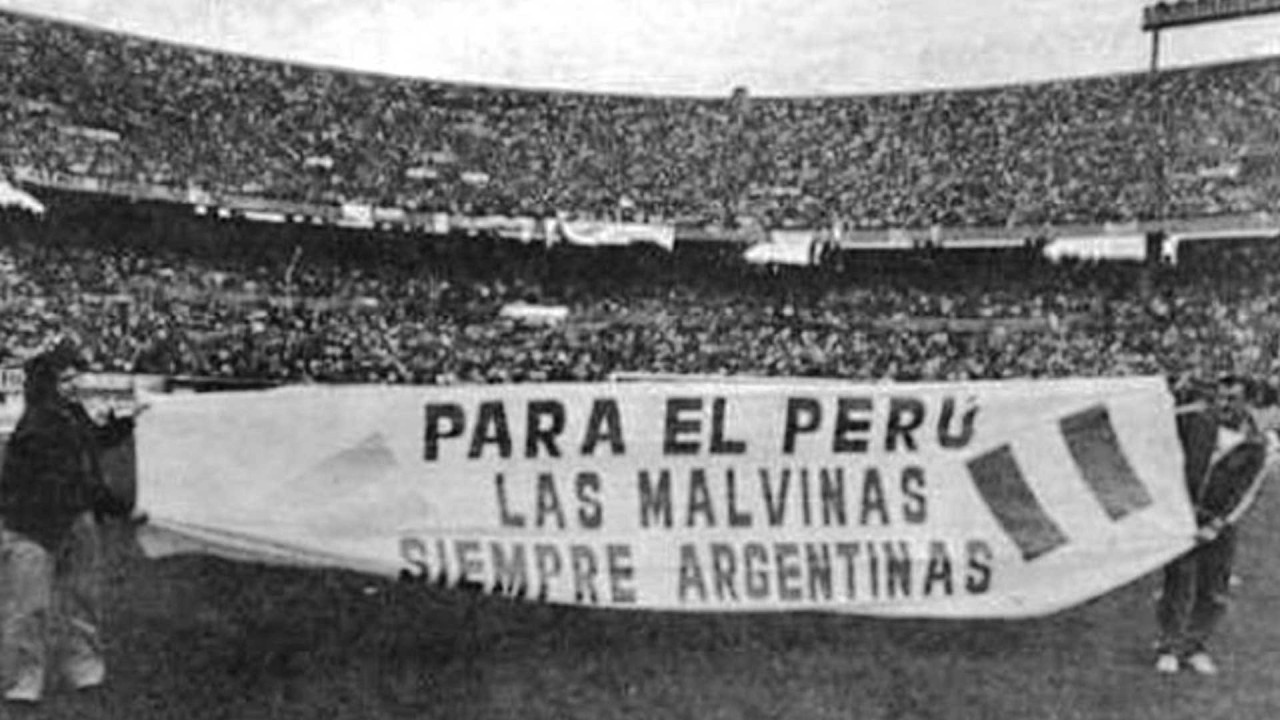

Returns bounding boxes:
[1141,0,1280,228]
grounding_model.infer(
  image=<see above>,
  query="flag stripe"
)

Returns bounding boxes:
[968,445,1068,561]
[1059,406,1153,520]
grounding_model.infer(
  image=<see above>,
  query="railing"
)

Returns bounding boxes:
[14,165,1280,249]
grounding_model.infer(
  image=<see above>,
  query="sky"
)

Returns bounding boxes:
[3,0,1280,96]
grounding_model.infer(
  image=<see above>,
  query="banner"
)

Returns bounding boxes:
[1163,228,1280,265]
[338,202,375,229]
[0,180,46,215]
[743,229,822,266]
[557,219,676,251]
[241,210,287,224]
[372,206,408,225]
[499,302,570,325]
[466,215,539,244]
[1042,234,1148,263]
[429,212,451,235]
[135,377,1194,618]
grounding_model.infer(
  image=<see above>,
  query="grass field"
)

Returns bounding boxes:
[7,477,1280,720]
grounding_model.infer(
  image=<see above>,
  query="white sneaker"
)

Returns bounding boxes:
[3,671,44,703]
[1155,653,1180,674]
[1185,651,1219,676]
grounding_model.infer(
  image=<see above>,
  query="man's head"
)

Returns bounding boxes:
[1215,374,1250,428]
[22,339,84,407]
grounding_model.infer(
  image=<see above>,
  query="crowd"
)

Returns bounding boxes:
[1,10,1279,389]
[2,11,1280,230]
[2,203,1280,392]
[6,10,1280,704]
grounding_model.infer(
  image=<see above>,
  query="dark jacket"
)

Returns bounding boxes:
[1176,406,1267,528]
[0,397,133,551]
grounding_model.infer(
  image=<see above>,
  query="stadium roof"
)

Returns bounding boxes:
[3,0,1280,97]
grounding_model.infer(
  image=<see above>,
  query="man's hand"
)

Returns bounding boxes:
[1195,525,1219,543]
[1196,518,1226,544]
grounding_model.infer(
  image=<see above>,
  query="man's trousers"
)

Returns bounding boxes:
[1156,524,1236,656]
[0,513,105,701]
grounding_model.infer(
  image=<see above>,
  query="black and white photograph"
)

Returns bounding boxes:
[2,1,1280,717]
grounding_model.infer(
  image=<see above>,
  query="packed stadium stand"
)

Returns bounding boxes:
[3,9,1280,228]
[2,9,1280,392]
[2,195,1278,388]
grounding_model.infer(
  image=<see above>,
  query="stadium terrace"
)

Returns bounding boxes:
[2,10,1280,235]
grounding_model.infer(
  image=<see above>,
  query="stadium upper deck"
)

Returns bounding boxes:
[2,9,1279,230]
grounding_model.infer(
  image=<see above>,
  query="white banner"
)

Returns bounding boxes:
[744,229,821,266]
[557,219,676,251]
[0,180,46,215]
[499,302,570,325]
[337,202,375,229]
[429,212,451,235]
[468,215,539,244]
[1043,234,1148,263]
[135,377,1194,618]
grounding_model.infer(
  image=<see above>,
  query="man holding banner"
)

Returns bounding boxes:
[1156,375,1269,676]
[0,342,136,704]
